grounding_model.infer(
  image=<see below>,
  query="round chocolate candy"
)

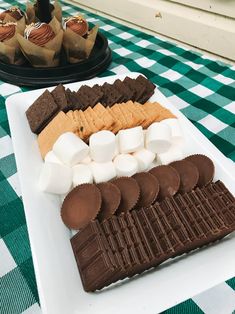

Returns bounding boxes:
[185,154,214,187]
[97,182,121,221]
[0,22,16,42]
[132,172,159,208]
[170,160,199,193]
[149,165,180,200]
[112,177,140,214]
[61,183,101,229]
[24,22,55,46]
[65,16,89,37]
[0,6,24,21]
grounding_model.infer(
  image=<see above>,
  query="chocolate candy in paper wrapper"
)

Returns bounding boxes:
[63,15,99,63]
[26,0,62,24]
[17,17,63,67]
[0,21,25,65]
[0,6,26,32]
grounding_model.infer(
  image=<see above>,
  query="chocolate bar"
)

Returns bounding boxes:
[71,181,235,292]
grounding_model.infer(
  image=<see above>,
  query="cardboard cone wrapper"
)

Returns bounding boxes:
[0,23,25,65]
[26,0,62,24]
[63,23,98,63]
[17,17,63,67]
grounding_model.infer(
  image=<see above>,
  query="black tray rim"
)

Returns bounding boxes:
[0,32,112,87]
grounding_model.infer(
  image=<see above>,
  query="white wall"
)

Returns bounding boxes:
[72,0,235,61]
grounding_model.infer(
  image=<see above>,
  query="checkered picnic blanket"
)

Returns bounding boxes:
[0,0,234,313]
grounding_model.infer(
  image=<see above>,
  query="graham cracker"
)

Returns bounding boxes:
[84,107,105,131]
[93,103,114,130]
[107,107,123,133]
[38,111,77,159]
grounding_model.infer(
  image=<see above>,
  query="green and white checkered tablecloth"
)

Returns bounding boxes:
[0,0,235,313]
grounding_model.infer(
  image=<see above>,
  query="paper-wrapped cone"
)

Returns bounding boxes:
[26,0,62,24]
[63,25,98,63]
[17,17,63,67]
[0,23,25,65]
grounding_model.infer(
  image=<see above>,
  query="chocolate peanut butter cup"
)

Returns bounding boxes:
[170,160,199,193]
[149,165,180,200]
[61,183,101,229]
[185,154,214,187]
[97,182,121,221]
[112,177,140,214]
[133,172,159,208]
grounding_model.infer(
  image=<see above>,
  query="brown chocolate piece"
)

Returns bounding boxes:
[149,165,180,200]
[65,88,81,109]
[170,160,199,193]
[185,154,214,187]
[51,84,71,112]
[61,184,101,229]
[76,85,102,110]
[123,77,145,102]
[113,79,134,103]
[71,181,235,292]
[0,7,24,21]
[101,83,123,106]
[112,177,140,213]
[97,182,121,221]
[132,172,159,208]
[136,75,155,104]
[0,22,16,42]
[65,16,89,37]
[26,90,58,134]
[25,22,55,47]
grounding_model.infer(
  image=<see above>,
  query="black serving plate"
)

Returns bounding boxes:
[0,32,112,88]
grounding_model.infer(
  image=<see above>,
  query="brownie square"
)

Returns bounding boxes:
[51,84,70,112]
[123,77,145,102]
[101,83,123,106]
[26,90,59,134]
[113,79,134,103]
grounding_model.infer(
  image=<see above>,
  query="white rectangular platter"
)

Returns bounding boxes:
[6,73,235,314]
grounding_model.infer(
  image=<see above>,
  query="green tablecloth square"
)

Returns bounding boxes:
[0,198,25,238]
[213,108,235,125]
[1,267,37,314]
[18,257,39,304]
[0,154,17,178]
[4,225,31,266]
[217,85,235,100]
[217,127,235,147]
[0,180,18,205]
[163,299,204,314]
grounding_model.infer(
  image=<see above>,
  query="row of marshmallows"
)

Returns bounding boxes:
[39,118,185,195]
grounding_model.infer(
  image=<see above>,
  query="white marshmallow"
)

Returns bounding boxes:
[80,155,92,165]
[89,130,116,162]
[163,118,184,145]
[145,122,172,154]
[118,126,144,154]
[53,132,89,166]
[133,148,155,172]
[90,161,116,183]
[39,162,72,194]
[158,144,184,165]
[72,164,93,186]
[44,151,63,165]
[113,134,119,159]
[114,154,139,177]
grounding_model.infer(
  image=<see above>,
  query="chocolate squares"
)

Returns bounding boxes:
[71,180,235,292]
[26,90,58,134]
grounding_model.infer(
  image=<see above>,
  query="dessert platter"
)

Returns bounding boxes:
[0,2,111,86]
[6,72,235,314]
